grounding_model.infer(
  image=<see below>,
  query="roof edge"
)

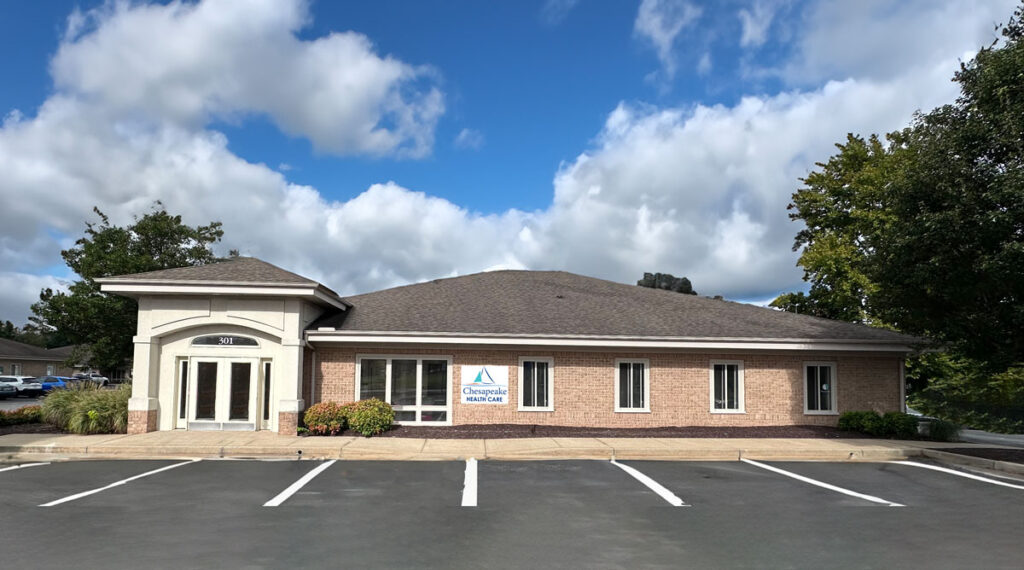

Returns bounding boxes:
[305,330,924,352]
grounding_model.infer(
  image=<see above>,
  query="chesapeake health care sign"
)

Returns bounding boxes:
[460,365,509,404]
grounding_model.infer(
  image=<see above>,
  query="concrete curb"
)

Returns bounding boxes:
[2,442,931,463]
[922,449,1024,476]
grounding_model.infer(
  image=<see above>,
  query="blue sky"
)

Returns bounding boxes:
[0,0,1016,322]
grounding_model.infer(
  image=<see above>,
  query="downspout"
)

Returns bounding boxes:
[899,357,906,413]
[309,343,317,407]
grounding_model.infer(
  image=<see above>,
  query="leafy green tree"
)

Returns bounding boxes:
[637,272,696,295]
[31,204,224,372]
[776,4,1024,430]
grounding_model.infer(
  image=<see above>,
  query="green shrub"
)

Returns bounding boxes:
[66,384,130,434]
[881,412,920,439]
[303,401,349,436]
[346,398,394,437]
[0,405,43,426]
[838,411,879,432]
[41,381,99,430]
[923,419,960,442]
[838,410,920,439]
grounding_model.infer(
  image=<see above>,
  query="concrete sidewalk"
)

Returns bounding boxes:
[0,430,1001,464]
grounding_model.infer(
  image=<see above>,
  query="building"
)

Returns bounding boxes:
[0,338,77,378]
[97,257,922,435]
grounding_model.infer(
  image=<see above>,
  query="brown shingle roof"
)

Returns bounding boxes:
[316,270,921,344]
[0,338,73,361]
[98,257,320,286]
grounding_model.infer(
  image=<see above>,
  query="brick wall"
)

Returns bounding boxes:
[313,346,903,427]
[0,359,75,377]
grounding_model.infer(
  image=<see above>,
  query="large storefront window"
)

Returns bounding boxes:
[357,356,452,425]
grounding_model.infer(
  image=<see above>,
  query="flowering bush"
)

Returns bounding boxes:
[0,405,43,426]
[347,398,395,437]
[303,401,349,436]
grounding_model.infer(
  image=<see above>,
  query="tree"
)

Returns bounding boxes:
[637,272,696,295]
[775,3,1024,430]
[31,204,224,372]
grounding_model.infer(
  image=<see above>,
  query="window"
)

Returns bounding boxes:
[356,356,452,425]
[615,359,649,412]
[0,365,4,374]
[46,364,55,375]
[519,357,554,411]
[178,359,189,420]
[804,362,837,414]
[11,364,21,375]
[710,361,744,413]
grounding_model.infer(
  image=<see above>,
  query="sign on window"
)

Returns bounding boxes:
[460,365,509,404]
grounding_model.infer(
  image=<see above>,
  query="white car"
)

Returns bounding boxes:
[0,375,43,397]
[73,372,110,387]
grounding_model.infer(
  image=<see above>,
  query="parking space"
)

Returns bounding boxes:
[0,396,42,411]
[0,457,1022,568]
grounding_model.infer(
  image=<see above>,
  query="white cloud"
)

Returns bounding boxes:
[0,0,1013,325]
[778,0,1014,84]
[52,0,444,158]
[634,0,702,81]
[0,273,66,325]
[454,128,485,150]
[697,52,712,75]
[541,0,580,26]
[738,0,781,48]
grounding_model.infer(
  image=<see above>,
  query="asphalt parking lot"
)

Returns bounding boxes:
[1,458,1022,569]
[0,396,41,411]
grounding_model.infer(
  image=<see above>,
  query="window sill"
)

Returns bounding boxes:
[614,408,651,413]
[804,410,839,416]
[518,407,554,412]
[710,409,746,414]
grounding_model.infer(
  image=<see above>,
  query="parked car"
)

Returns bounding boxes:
[36,376,73,393]
[0,382,15,399]
[0,376,43,397]
[73,372,110,387]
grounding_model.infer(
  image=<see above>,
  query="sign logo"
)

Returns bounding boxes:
[460,365,509,404]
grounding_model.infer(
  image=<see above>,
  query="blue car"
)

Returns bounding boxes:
[36,376,72,393]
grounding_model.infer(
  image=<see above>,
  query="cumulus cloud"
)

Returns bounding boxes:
[0,0,1013,324]
[52,0,444,158]
[454,128,485,150]
[777,0,1014,84]
[634,0,702,81]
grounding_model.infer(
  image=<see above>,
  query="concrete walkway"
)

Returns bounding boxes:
[0,430,998,463]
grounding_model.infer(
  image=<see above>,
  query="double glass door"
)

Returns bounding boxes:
[188,358,257,429]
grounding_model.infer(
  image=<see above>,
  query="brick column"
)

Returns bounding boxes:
[278,411,299,436]
[128,409,158,434]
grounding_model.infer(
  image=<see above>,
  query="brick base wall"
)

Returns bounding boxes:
[314,346,903,427]
[127,409,157,434]
[278,411,299,436]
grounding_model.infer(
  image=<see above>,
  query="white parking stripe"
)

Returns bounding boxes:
[0,462,49,473]
[263,460,336,507]
[891,460,1024,490]
[461,458,478,507]
[611,460,688,507]
[741,459,904,507]
[40,460,199,507]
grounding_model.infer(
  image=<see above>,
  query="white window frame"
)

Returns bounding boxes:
[46,364,55,375]
[355,354,453,426]
[709,360,745,414]
[614,358,650,413]
[11,363,21,375]
[803,361,838,415]
[518,356,554,412]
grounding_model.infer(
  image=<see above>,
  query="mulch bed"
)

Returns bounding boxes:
[0,423,59,436]
[371,424,862,439]
[936,447,1024,465]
